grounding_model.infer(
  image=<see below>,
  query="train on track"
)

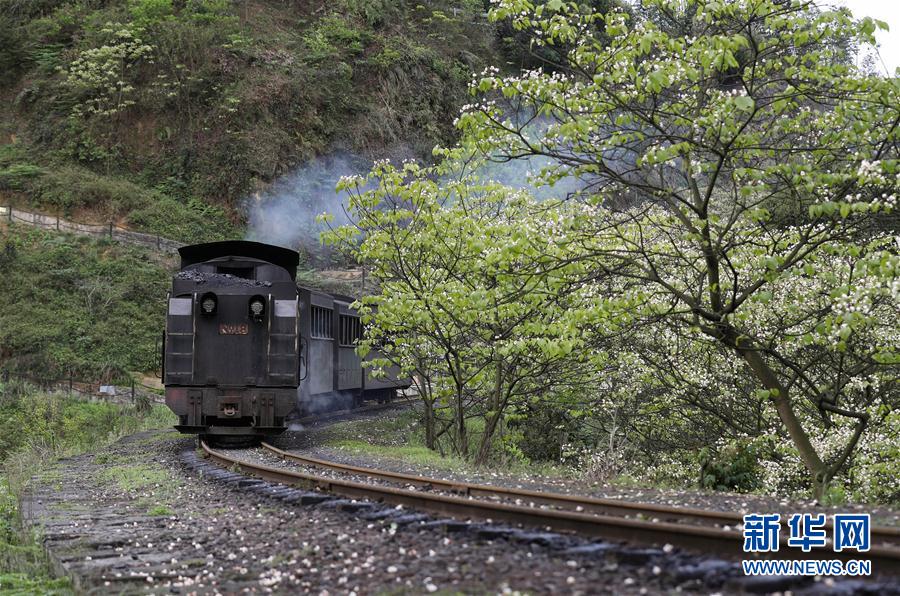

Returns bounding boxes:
[163,240,407,441]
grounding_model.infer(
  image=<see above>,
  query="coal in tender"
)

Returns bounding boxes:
[175,270,273,287]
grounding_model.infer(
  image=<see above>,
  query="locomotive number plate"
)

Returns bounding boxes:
[219,323,249,335]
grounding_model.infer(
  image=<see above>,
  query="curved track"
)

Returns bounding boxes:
[262,442,900,544]
[262,442,743,527]
[201,441,900,573]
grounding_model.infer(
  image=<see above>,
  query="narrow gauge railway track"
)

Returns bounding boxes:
[261,443,900,548]
[201,442,900,573]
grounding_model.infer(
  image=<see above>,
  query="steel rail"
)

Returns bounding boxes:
[260,442,900,544]
[261,442,740,525]
[201,442,900,573]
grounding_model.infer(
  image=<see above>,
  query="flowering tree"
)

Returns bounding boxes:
[327,161,601,463]
[64,25,154,119]
[456,0,899,496]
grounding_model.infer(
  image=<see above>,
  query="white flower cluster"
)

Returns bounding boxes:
[64,24,154,118]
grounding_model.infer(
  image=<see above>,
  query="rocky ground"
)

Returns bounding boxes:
[22,420,898,594]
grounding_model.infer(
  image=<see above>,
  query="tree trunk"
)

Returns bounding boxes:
[475,410,502,466]
[416,371,437,451]
[474,358,505,465]
[424,396,436,450]
[732,336,830,498]
[455,384,467,458]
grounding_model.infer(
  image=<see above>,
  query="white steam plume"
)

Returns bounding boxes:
[244,152,374,264]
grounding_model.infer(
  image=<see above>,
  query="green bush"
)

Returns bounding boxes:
[344,0,399,27]
[33,166,152,215]
[507,404,577,462]
[0,383,176,460]
[128,0,175,26]
[128,195,237,242]
[698,438,768,492]
[0,164,44,191]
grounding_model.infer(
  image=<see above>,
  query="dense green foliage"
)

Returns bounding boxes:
[0,225,170,380]
[331,0,899,502]
[0,0,497,239]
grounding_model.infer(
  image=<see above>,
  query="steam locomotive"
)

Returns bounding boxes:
[163,240,407,441]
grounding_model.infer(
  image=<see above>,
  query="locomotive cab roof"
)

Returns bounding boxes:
[178,240,300,280]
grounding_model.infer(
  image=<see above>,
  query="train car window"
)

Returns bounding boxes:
[310,306,333,339]
[339,315,362,346]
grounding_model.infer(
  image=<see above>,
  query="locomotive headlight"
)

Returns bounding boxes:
[200,292,217,316]
[249,296,265,320]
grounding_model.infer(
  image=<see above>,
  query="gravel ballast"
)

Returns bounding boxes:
[22,425,898,594]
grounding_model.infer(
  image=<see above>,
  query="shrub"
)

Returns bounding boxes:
[128,0,175,27]
[698,438,768,492]
[0,164,44,191]
[128,194,237,242]
[33,166,153,215]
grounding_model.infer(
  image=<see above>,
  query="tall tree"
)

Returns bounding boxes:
[327,162,597,463]
[458,0,899,495]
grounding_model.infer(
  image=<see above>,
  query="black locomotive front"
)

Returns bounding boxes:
[164,241,300,439]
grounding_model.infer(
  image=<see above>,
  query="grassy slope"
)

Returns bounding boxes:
[0,0,500,378]
[0,224,171,380]
[0,382,177,593]
[0,0,497,242]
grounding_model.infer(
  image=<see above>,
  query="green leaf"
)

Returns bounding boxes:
[734,95,755,112]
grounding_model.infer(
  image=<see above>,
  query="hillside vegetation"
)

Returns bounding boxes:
[0,225,170,380]
[0,0,497,240]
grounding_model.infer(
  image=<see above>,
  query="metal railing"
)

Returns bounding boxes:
[0,205,183,253]
[0,370,164,405]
